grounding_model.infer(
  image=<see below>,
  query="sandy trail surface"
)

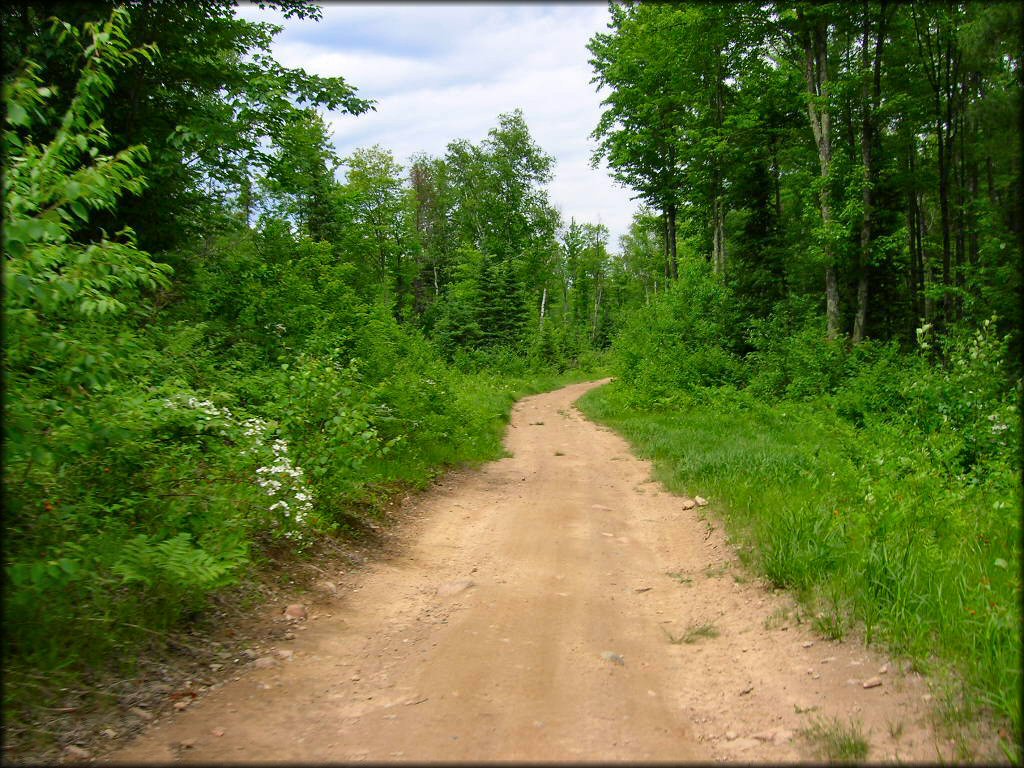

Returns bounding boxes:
[108,379,950,763]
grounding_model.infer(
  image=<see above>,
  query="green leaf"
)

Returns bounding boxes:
[6,99,30,126]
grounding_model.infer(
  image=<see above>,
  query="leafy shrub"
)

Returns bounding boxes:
[612,258,745,406]
[746,301,848,400]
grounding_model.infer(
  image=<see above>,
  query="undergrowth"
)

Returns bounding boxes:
[577,262,1022,756]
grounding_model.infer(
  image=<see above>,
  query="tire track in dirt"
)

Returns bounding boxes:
[107,379,952,763]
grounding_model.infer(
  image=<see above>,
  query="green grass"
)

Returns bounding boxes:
[578,380,1021,751]
[662,622,720,645]
[801,716,870,762]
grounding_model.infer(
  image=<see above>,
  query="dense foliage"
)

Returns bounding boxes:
[1,3,611,707]
[2,0,1019,756]
[590,1,1021,349]
[583,0,1020,748]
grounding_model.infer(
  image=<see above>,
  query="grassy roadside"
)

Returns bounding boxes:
[577,379,1021,759]
[2,362,607,763]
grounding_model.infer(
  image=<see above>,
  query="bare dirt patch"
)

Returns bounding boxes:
[100,380,972,762]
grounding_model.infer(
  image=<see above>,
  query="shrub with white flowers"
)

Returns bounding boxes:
[162,395,316,544]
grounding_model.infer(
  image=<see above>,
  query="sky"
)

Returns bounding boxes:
[234,2,639,249]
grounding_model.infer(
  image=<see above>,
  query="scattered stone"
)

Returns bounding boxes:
[283,632,295,640]
[694,496,709,506]
[753,730,774,742]
[739,685,754,695]
[801,641,814,648]
[211,728,225,737]
[600,651,625,666]
[100,729,117,739]
[315,580,338,594]
[600,532,614,537]
[681,499,697,510]
[209,663,223,671]
[862,677,883,689]
[274,649,294,660]
[63,745,91,761]
[181,739,195,749]
[241,648,260,660]
[130,707,154,721]
[634,586,652,593]
[284,604,307,620]
[879,663,889,675]
[252,656,279,669]
[821,656,836,664]
[436,579,474,597]
[173,700,190,711]
[725,731,738,741]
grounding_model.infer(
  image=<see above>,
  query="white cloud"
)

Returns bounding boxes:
[236,2,637,248]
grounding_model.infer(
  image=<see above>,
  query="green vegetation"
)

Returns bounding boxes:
[1,3,611,735]
[682,623,721,644]
[579,273,1020,741]
[661,622,721,645]
[2,0,1019,758]
[575,1,1021,751]
[800,716,870,762]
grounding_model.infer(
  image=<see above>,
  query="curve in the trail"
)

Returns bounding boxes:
[108,379,946,764]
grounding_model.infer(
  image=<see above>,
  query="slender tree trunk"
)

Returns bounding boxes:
[908,197,920,324]
[771,136,783,222]
[712,191,726,277]
[667,205,678,280]
[711,50,727,277]
[591,280,603,345]
[921,196,934,322]
[853,0,888,344]
[907,138,922,324]
[799,10,840,339]
[936,116,952,325]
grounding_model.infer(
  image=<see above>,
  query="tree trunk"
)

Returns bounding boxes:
[907,142,921,324]
[921,197,934,322]
[711,49,727,277]
[667,205,679,280]
[712,191,726,277]
[799,10,840,339]
[852,0,888,344]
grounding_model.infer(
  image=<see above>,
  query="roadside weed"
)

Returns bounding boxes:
[801,716,870,762]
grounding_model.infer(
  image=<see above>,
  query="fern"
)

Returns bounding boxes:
[113,533,245,593]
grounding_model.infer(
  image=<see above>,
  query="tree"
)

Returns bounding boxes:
[1,1,373,253]
[589,2,686,279]
[4,8,171,385]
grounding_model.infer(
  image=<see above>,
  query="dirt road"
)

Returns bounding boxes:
[108,379,950,763]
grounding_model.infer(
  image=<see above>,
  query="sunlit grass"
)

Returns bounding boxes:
[579,380,1021,748]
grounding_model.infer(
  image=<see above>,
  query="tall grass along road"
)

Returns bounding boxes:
[107,381,974,763]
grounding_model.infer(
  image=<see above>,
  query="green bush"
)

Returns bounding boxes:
[612,258,745,406]
[746,301,848,401]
